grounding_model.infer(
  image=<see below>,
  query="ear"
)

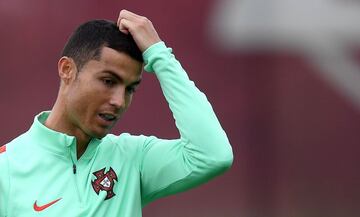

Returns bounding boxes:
[58,57,77,84]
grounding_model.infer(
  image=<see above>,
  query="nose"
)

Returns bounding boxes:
[109,87,126,109]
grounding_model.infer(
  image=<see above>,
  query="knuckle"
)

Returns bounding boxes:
[139,16,149,24]
[119,9,129,18]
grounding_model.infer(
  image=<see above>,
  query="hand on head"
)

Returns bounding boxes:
[117,9,161,52]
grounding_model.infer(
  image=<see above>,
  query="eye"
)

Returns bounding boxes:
[102,78,116,87]
[126,86,137,94]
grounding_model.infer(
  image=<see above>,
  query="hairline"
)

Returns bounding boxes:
[74,44,143,72]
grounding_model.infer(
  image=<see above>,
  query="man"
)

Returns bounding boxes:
[0,10,233,217]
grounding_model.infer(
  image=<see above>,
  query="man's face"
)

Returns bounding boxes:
[65,47,143,139]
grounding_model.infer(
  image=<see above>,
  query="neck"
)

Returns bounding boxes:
[45,98,90,159]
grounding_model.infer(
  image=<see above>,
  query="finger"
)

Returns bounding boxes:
[118,18,131,34]
[117,10,136,27]
[119,9,144,22]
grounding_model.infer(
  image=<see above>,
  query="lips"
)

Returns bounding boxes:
[99,113,117,124]
[99,113,117,122]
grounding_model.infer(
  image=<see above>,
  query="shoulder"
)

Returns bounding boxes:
[100,133,151,153]
[98,133,153,166]
[0,130,36,171]
[101,133,164,154]
[0,145,9,174]
[0,144,7,164]
[104,133,148,145]
[0,145,5,154]
[0,144,10,216]
[1,130,32,157]
[0,145,7,165]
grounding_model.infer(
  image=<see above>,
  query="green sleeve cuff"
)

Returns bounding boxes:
[143,41,171,73]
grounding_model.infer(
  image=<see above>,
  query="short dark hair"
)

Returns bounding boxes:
[61,19,143,71]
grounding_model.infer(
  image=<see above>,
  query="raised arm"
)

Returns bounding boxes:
[117,10,234,205]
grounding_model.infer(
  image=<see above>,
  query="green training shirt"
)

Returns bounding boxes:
[0,42,233,217]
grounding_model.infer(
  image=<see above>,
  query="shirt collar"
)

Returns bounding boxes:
[29,111,100,160]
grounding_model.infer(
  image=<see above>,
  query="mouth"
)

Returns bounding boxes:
[98,113,117,122]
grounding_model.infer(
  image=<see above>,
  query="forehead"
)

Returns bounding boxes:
[93,47,143,82]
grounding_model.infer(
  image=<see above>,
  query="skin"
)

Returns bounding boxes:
[117,10,161,52]
[45,9,161,159]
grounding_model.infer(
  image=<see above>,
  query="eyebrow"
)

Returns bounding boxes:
[101,70,142,86]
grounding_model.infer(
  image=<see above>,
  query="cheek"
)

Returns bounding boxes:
[67,84,104,116]
[66,92,89,123]
[81,89,108,113]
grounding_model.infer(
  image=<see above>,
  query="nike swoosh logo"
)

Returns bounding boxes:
[33,198,62,212]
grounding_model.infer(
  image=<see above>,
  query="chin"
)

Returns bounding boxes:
[94,132,109,139]
[89,128,110,139]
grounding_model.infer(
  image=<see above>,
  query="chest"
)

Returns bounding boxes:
[7,150,142,217]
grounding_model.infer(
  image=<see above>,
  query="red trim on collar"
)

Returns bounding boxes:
[0,145,6,154]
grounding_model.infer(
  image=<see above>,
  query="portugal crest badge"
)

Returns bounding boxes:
[91,167,118,200]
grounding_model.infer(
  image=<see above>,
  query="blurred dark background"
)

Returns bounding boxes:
[1,0,359,216]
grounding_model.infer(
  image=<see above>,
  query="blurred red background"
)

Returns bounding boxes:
[1,0,359,216]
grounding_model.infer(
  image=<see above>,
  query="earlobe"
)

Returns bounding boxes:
[58,57,77,84]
